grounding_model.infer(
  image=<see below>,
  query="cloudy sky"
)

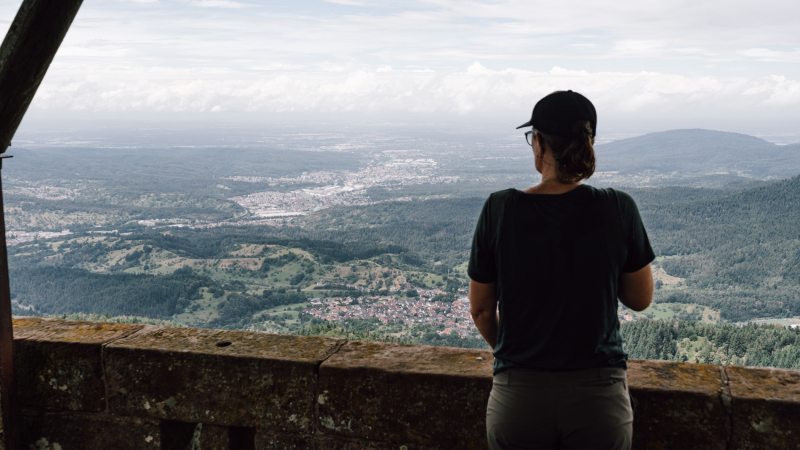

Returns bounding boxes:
[3,0,799,135]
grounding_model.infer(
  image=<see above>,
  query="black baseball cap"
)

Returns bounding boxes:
[516,90,597,138]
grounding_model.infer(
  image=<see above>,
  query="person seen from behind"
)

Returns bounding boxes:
[468,90,655,450]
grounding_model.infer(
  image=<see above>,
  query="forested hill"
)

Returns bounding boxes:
[596,129,800,178]
[621,320,800,370]
[642,174,800,255]
[636,175,800,321]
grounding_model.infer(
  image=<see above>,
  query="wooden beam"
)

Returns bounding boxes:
[0,0,84,153]
[0,1,84,448]
[0,156,17,450]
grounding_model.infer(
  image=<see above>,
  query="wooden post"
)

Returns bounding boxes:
[0,0,84,153]
[0,0,84,448]
[0,155,16,450]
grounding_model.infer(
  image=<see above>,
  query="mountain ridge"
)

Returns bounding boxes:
[596,129,800,178]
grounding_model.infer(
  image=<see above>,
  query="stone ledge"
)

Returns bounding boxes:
[9,318,800,450]
[104,325,344,431]
[627,359,730,450]
[726,365,800,449]
[13,318,144,412]
[317,340,493,450]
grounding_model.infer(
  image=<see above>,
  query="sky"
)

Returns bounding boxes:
[3,0,800,137]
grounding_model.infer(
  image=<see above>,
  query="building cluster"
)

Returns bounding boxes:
[228,191,315,218]
[137,218,192,227]
[9,183,78,200]
[223,170,340,185]
[308,280,639,333]
[225,159,459,219]
[5,229,72,246]
[129,158,461,230]
[303,296,478,337]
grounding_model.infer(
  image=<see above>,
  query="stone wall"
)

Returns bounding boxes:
[6,317,800,449]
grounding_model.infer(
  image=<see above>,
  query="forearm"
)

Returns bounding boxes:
[472,309,499,350]
[469,279,499,350]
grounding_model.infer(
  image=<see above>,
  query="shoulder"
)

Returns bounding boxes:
[489,188,518,200]
[483,188,518,208]
[584,186,636,207]
[610,188,635,204]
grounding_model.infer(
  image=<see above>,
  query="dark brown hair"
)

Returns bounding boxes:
[537,120,595,182]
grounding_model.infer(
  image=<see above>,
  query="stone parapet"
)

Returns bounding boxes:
[104,325,343,432]
[318,340,493,449]
[9,318,800,449]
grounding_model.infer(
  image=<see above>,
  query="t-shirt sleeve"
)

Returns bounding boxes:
[468,196,497,283]
[619,192,656,273]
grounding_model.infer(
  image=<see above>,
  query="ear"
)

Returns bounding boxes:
[535,133,547,155]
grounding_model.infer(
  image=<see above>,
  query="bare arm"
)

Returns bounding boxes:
[469,279,499,350]
[619,263,654,311]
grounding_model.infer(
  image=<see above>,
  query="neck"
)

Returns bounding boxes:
[524,177,581,195]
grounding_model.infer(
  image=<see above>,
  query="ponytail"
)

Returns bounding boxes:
[537,120,595,182]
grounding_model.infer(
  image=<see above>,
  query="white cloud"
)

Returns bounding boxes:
[176,0,252,7]
[739,48,800,62]
[2,0,798,130]
[28,63,800,126]
[324,0,367,5]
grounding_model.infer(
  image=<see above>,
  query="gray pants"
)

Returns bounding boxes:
[486,367,632,450]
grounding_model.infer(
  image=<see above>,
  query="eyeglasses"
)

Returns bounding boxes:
[525,130,537,146]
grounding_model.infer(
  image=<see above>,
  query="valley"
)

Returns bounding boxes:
[5,129,800,359]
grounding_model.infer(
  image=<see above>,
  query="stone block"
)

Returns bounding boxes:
[317,340,493,450]
[627,359,730,450]
[105,326,344,431]
[726,365,800,449]
[19,408,161,450]
[12,318,144,412]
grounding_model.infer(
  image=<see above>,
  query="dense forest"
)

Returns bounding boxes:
[10,267,207,318]
[640,176,800,321]
[9,265,316,324]
[620,320,800,369]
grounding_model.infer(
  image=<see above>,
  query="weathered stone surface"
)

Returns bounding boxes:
[159,420,253,450]
[105,326,344,430]
[19,408,161,450]
[318,340,493,450]
[627,359,730,450]
[726,365,800,449]
[255,431,439,450]
[9,318,800,450]
[9,316,45,335]
[12,318,143,412]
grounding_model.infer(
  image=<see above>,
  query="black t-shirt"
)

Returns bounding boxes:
[468,185,655,374]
